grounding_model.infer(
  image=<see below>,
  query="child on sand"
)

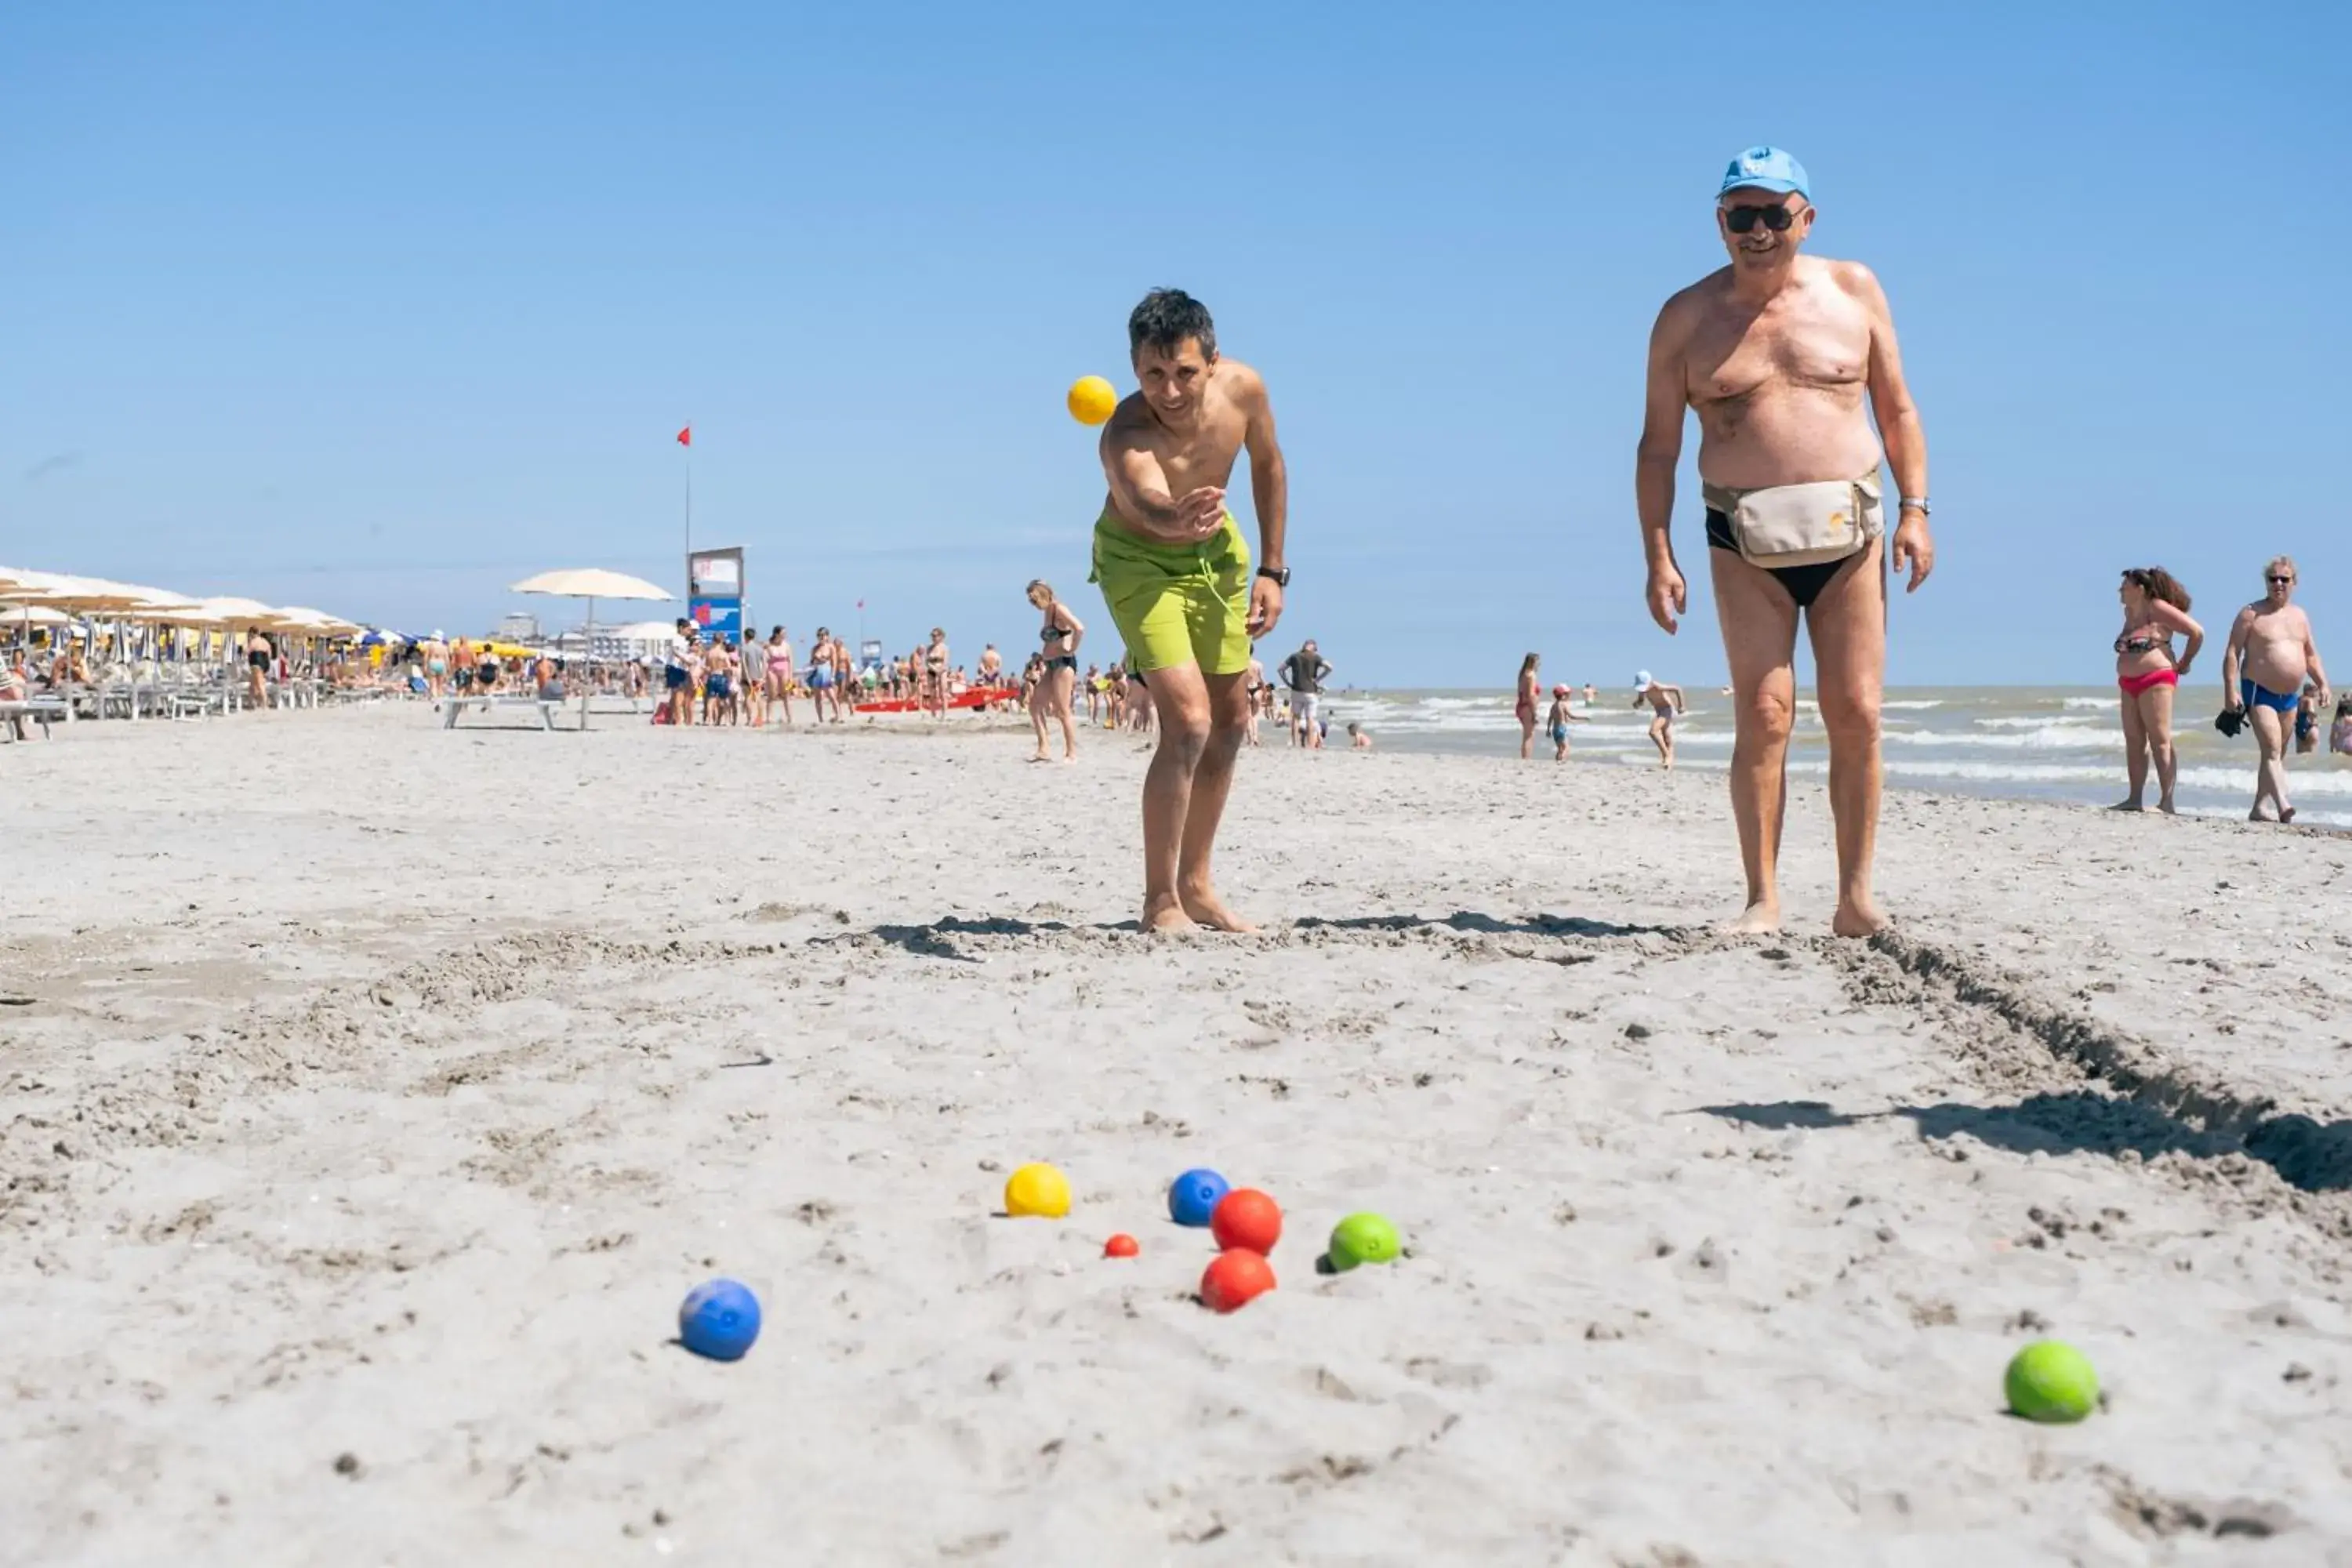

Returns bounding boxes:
[1547,684,1587,760]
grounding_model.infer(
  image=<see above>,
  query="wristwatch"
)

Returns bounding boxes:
[1899,496,1932,515]
[1256,565,1291,587]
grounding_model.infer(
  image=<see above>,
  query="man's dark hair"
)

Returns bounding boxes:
[1128,289,1217,362]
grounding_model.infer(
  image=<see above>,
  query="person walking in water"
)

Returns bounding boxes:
[1632,672,1686,768]
[1025,579,1084,762]
[1637,146,1934,935]
[1088,288,1288,931]
[1515,652,1543,760]
[2111,566,2202,814]
[2221,556,2329,823]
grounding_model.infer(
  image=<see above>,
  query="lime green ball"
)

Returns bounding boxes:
[1327,1212,1401,1272]
[2005,1340,2099,1423]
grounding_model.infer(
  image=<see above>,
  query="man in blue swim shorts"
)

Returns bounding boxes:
[2222,555,2329,822]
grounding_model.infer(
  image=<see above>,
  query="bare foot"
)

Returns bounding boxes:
[1061,753,1078,764]
[1178,883,1261,934]
[2158,797,2177,815]
[2249,808,2270,822]
[2281,805,2298,825]
[2109,798,2144,812]
[1028,753,1051,764]
[1141,897,1199,934]
[1831,898,1889,938]
[1721,900,1782,935]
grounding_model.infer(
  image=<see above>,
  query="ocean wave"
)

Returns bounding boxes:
[2175,765,2352,797]
[1882,727,2111,751]
[1976,714,2107,730]
[1881,759,2113,784]
[1882,699,1944,710]
[2063,696,2113,710]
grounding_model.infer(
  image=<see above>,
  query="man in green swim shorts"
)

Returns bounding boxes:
[1092,288,1289,932]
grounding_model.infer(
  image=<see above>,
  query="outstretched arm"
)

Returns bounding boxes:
[1101,410,1225,543]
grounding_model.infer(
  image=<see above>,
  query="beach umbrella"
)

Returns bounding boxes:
[0,603,74,626]
[507,568,675,729]
[8,572,153,611]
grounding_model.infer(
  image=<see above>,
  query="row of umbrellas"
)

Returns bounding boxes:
[0,564,365,638]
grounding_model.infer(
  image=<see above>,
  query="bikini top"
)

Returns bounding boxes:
[2114,626,2170,655]
[1041,612,1069,646]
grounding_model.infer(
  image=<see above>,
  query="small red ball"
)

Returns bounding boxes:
[1103,1233,1139,1258]
[1210,1188,1283,1255]
[1200,1248,1276,1312]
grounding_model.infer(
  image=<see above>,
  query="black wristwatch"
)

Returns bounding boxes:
[1256,565,1290,587]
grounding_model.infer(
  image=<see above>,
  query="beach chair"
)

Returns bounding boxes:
[0,695,68,741]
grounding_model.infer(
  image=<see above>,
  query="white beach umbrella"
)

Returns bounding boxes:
[185,597,282,626]
[507,568,676,729]
[9,572,152,610]
[2,602,74,627]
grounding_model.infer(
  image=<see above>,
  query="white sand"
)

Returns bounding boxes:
[4,706,2349,1565]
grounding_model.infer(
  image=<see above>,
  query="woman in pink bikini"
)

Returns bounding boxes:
[2113,566,2204,814]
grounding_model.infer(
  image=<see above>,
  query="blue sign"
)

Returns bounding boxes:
[691,596,742,640]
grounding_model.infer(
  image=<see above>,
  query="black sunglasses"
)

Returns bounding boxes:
[2268,574,2296,586]
[1722,202,1802,234]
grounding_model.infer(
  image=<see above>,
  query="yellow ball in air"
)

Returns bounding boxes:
[1066,376,1118,426]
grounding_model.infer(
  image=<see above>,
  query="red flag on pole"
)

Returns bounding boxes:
[676,426,692,447]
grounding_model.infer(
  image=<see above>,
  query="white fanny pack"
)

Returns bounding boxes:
[1704,471,1884,569]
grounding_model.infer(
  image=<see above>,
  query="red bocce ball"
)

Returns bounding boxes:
[1210,1188,1283,1255]
[1200,1248,1276,1312]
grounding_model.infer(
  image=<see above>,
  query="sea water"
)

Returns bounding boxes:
[1319,686,2352,827]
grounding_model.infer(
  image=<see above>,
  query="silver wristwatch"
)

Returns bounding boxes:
[1899,496,1932,515]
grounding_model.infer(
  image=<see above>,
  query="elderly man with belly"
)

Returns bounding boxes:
[1637,147,1936,936]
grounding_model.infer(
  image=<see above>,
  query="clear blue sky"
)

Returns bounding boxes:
[5,2,2347,688]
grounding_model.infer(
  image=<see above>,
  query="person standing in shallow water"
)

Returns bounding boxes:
[1515,652,1542,760]
[1637,146,1935,936]
[1089,288,1288,932]
[2111,567,2201,815]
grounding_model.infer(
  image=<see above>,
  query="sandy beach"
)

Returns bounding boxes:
[4,705,2349,1566]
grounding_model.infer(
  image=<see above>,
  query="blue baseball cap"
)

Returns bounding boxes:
[1719,146,1809,200]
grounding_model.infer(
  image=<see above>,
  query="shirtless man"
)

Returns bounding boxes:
[2221,556,2328,823]
[1092,288,1288,931]
[1631,672,1686,768]
[1639,147,1933,936]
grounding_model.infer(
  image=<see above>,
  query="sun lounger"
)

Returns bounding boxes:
[0,695,69,740]
[438,695,564,731]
